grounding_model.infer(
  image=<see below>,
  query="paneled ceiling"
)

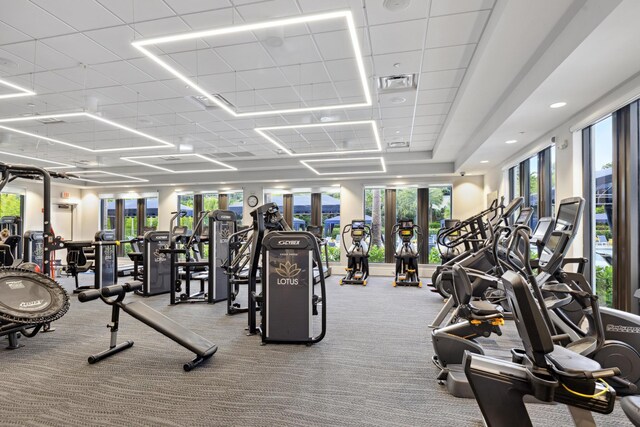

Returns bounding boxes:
[0,0,494,185]
[0,0,631,187]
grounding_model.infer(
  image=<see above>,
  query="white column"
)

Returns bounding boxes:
[157,187,177,231]
[241,184,264,226]
[339,181,363,265]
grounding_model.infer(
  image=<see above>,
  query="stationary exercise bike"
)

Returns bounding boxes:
[392,219,422,287]
[340,220,370,286]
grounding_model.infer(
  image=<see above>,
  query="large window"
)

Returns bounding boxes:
[396,187,417,247]
[428,187,452,264]
[228,191,243,225]
[203,193,219,211]
[322,190,340,261]
[509,164,521,200]
[177,194,194,229]
[100,198,115,230]
[590,116,614,307]
[528,155,539,229]
[0,193,22,218]
[364,188,385,263]
[293,192,311,231]
[145,197,158,230]
[551,147,556,215]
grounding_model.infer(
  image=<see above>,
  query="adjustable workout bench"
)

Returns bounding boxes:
[78,282,218,371]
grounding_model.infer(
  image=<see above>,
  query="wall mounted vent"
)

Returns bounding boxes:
[377,74,417,92]
[187,94,234,111]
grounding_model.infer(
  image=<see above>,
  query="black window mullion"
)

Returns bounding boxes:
[582,127,594,287]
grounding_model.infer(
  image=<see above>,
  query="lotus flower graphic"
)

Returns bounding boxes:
[220,229,231,240]
[276,260,301,278]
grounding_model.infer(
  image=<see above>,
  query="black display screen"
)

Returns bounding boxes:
[555,201,580,231]
[532,219,552,241]
[352,221,365,229]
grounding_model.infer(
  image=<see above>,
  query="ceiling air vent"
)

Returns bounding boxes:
[187,94,234,111]
[36,116,65,124]
[387,140,410,149]
[377,74,417,92]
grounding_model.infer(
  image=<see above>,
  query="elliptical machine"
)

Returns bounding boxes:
[392,219,422,287]
[340,220,370,286]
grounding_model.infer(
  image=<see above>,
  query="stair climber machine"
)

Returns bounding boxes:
[252,231,326,344]
[431,197,528,298]
[392,219,422,287]
[0,162,72,349]
[340,220,371,286]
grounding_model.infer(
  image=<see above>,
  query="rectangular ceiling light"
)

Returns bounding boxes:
[120,154,237,173]
[0,78,36,100]
[0,151,75,169]
[131,10,371,117]
[70,170,149,184]
[255,120,381,157]
[300,157,386,175]
[0,112,174,153]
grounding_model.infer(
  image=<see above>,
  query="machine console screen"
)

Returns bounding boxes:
[352,221,365,229]
[555,201,580,231]
[352,230,363,237]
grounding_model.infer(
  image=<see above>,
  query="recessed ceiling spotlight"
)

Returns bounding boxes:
[396,175,403,178]
[27,103,35,107]
[550,102,567,109]
[383,0,411,11]
[390,96,406,104]
[505,139,517,144]
[480,160,489,164]
[393,62,401,68]
[395,130,400,134]
[185,85,190,89]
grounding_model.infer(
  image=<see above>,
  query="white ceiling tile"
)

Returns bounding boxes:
[373,50,421,77]
[281,62,332,85]
[32,0,123,31]
[314,29,362,60]
[369,19,427,55]
[417,87,457,104]
[179,8,235,30]
[94,85,142,103]
[127,57,178,80]
[419,69,465,90]
[127,80,181,99]
[91,61,155,85]
[297,0,366,27]
[430,0,495,17]
[97,0,175,22]
[0,42,78,71]
[414,114,446,126]
[43,34,121,65]
[364,0,429,25]
[426,10,490,48]
[423,44,476,72]
[163,0,232,15]
[380,106,415,119]
[131,16,191,38]
[234,0,300,22]
[85,26,141,60]
[59,65,120,88]
[0,21,31,44]
[0,2,75,38]
[215,43,276,71]
[415,102,451,116]
[165,49,232,77]
[263,35,322,66]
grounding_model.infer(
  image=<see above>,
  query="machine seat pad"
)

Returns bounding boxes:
[546,344,602,374]
[621,396,640,427]
[468,300,502,316]
[128,252,143,262]
[121,301,217,357]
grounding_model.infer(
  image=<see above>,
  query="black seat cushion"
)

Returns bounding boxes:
[468,300,502,316]
[546,344,602,374]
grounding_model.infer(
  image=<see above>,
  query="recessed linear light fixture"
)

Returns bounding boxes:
[480,160,489,164]
[300,157,386,175]
[0,151,75,169]
[505,139,518,144]
[131,10,371,117]
[0,78,36,100]
[70,170,149,184]
[550,102,567,109]
[255,120,381,157]
[120,154,237,173]
[0,112,174,153]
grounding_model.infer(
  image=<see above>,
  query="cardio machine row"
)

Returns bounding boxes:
[428,195,640,426]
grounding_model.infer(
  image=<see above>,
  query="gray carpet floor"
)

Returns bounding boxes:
[0,273,633,426]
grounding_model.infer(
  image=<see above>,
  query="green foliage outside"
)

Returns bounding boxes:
[596,265,613,307]
[368,245,385,263]
[595,223,612,241]
[324,245,341,262]
[0,193,21,217]
[429,246,441,264]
